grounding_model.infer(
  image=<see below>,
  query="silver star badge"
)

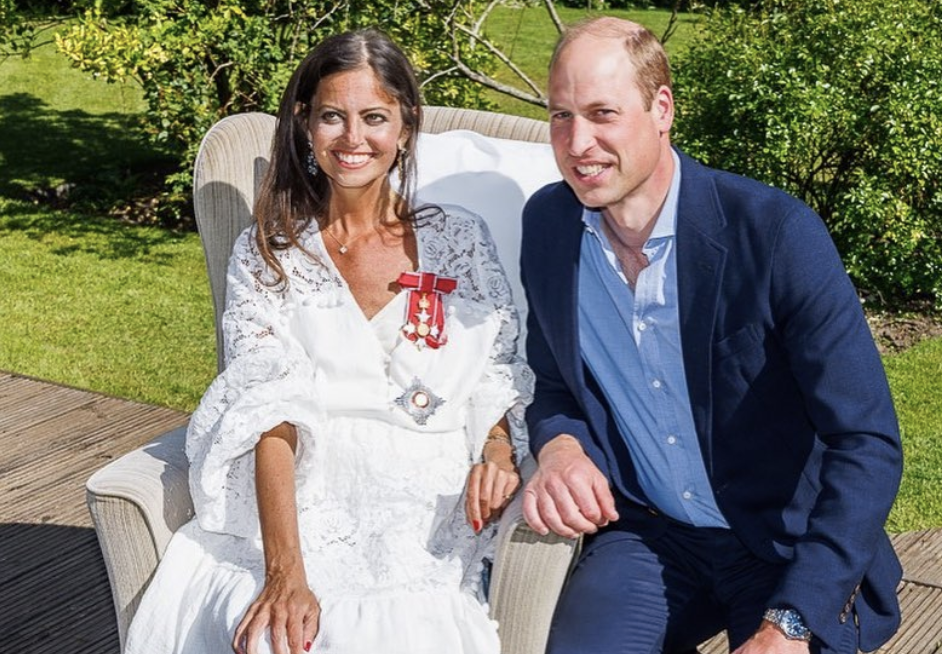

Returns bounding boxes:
[394,377,445,425]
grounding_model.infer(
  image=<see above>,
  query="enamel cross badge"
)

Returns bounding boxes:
[397,271,458,349]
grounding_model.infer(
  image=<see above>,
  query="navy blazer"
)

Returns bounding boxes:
[520,150,903,650]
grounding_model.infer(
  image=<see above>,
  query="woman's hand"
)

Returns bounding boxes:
[233,567,321,654]
[465,438,521,533]
[239,424,318,654]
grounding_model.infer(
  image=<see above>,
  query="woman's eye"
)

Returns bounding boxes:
[320,111,342,123]
[364,113,387,125]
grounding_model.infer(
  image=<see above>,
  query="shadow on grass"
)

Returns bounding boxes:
[0,198,192,263]
[0,91,172,198]
[0,92,195,261]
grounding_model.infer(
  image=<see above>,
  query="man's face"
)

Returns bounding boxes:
[548,35,673,215]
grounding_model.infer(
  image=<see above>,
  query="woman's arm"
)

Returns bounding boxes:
[233,423,320,654]
[465,416,521,532]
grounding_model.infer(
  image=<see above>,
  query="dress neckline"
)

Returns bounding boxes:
[314,219,423,334]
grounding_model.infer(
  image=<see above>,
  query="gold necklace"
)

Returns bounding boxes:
[322,224,370,255]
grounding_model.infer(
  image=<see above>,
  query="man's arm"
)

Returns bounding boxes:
[522,290,619,537]
[762,205,903,647]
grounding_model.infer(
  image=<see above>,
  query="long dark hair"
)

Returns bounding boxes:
[254,28,423,287]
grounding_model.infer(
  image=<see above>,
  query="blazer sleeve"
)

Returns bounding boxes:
[520,186,597,460]
[523,301,594,457]
[763,205,903,646]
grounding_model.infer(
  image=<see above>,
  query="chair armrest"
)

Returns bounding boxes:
[86,426,193,650]
[489,458,581,654]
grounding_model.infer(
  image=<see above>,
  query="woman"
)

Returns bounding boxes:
[125,29,531,654]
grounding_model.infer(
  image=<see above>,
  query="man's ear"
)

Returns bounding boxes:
[653,85,675,134]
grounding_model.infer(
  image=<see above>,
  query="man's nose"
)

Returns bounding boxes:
[568,116,595,156]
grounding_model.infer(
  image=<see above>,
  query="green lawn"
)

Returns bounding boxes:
[883,338,942,532]
[1,9,940,531]
[0,37,217,410]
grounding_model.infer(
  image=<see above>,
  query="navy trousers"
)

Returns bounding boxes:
[545,500,858,654]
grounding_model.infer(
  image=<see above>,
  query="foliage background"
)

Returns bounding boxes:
[673,0,942,308]
[54,0,498,214]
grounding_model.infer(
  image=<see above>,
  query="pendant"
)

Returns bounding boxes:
[394,377,445,425]
[338,244,348,254]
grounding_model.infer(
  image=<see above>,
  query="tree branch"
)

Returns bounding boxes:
[451,55,548,107]
[452,21,545,98]
[543,0,565,35]
[660,1,682,45]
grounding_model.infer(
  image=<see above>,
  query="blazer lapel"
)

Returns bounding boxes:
[675,152,727,473]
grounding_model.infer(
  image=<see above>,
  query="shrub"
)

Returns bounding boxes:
[672,0,942,308]
[55,0,497,217]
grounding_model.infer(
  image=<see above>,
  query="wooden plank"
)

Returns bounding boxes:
[894,530,942,588]
[0,395,185,481]
[0,382,102,433]
[876,582,942,653]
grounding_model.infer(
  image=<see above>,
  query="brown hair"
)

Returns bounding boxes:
[254,28,422,287]
[550,17,672,110]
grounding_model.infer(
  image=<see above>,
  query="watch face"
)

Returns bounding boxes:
[782,613,803,638]
[765,608,811,641]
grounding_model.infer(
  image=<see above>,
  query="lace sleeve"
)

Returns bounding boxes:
[185,228,325,538]
[435,206,534,462]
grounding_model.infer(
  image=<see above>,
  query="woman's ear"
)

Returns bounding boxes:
[295,102,314,142]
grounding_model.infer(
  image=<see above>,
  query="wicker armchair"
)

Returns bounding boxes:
[85,107,579,654]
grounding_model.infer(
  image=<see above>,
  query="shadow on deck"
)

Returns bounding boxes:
[1,370,940,653]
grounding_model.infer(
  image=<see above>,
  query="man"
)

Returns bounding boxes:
[520,17,903,654]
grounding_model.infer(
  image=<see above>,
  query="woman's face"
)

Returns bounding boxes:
[307,67,407,194]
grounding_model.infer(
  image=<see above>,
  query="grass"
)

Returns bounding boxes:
[883,338,942,532]
[0,37,217,411]
[1,9,940,531]
[0,198,215,409]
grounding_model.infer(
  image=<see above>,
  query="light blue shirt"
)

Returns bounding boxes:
[578,152,728,528]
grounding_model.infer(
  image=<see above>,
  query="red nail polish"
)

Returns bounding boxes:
[304,641,312,652]
[472,519,482,533]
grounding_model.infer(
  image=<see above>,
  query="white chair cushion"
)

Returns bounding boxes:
[411,130,561,340]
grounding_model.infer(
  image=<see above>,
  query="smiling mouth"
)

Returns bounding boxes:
[575,163,607,177]
[335,152,372,165]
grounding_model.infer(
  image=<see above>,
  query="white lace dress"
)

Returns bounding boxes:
[124,205,533,654]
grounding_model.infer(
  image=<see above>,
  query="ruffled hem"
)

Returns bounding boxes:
[313,589,500,654]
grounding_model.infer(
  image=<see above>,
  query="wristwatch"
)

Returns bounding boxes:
[763,607,812,642]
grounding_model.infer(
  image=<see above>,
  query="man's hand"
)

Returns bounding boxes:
[522,434,619,538]
[731,621,811,654]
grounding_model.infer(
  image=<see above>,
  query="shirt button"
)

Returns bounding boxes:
[638,321,647,331]
[652,380,662,389]
[667,435,677,445]
[682,491,693,500]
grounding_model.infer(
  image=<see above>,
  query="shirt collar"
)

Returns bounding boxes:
[581,149,682,242]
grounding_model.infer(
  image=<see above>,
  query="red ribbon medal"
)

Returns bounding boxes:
[398,271,458,349]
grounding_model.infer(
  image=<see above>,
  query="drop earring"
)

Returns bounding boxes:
[306,141,319,176]
[396,146,406,183]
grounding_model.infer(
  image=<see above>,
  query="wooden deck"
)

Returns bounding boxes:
[0,370,188,653]
[1,369,940,653]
